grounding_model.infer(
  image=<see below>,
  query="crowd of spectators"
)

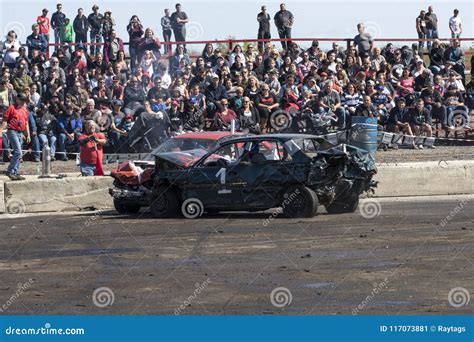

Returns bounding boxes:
[0,3,473,178]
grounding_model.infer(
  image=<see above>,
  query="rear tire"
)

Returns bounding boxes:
[114,199,141,214]
[150,187,179,218]
[281,186,319,218]
[325,192,359,214]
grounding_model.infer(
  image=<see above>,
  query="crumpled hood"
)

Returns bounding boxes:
[155,149,208,168]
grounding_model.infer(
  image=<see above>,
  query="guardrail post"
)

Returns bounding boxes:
[40,144,52,178]
[228,39,233,52]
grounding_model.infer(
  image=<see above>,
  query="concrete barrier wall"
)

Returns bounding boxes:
[1,175,113,214]
[373,160,474,197]
[0,160,473,215]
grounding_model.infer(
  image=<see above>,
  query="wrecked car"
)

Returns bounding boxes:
[148,134,377,218]
[109,131,248,213]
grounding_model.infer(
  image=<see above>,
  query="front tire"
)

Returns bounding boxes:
[281,186,319,218]
[325,192,359,214]
[113,199,141,214]
[150,187,179,218]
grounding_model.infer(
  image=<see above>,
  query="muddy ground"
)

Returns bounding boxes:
[0,196,473,315]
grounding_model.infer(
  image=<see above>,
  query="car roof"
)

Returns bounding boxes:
[173,131,245,141]
[220,133,320,144]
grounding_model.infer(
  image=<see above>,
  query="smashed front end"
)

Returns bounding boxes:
[307,143,377,206]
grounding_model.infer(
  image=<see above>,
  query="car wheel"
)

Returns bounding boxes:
[282,186,319,218]
[113,199,141,214]
[150,187,179,218]
[325,192,359,214]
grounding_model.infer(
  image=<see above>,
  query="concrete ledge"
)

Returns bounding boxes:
[2,175,113,214]
[374,160,474,197]
[0,160,473,215]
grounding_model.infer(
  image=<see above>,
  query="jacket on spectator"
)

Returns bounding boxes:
[103,37,124,64]
[60,18,74,43]
[26,33,48,55]
[73,15,89,36]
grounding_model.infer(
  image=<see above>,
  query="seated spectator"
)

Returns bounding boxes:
[444,85,470,129]
[341,83,362,117]
[408,99,434,147]
[123,76,146,115]
[26,24,48,57]
[169,44,190,77]
[371,84,391,125]
[255,84,278,132]
[103,29,124,65]
[354,95,378,118]
[421,82,449,129]
[318,80,347,130]
[213,99,236,131]
[36,103,58,160]
[57,104,82,160]
[237,96,260,134]
[387,97,415,140]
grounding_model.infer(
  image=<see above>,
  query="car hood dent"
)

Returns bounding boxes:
[155,149,208,168]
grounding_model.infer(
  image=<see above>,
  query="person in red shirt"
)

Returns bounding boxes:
[37,9,51,52]
[78,120,107,176]
[0,94,30,180]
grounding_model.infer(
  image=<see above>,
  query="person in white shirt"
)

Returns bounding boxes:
[449,9,462,38]
[3,31,21,68]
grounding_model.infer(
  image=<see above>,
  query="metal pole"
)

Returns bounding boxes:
[230,119,235,134]
[40,144,51,178]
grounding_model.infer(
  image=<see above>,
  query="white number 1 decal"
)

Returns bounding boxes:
[216,167,226,184]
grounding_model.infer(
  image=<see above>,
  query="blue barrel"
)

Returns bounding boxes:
[349,116,378,155]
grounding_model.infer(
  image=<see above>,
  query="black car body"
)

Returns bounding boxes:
[149,134,377,218]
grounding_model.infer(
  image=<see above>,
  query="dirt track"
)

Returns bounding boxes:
[0,196,473,315]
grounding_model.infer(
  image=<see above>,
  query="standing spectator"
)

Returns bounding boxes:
[73,8,89,45]
[171,3,189,44]
[60,17,74,45]
[103,29,124,65]
[87,5,103,56]
[26,24,48,57]
[274,3,294,50]
[416,10,427,49]
[137,28,161,62]
[161,9,173,55]
[425,5,438,49]
[0,94,30,180]
[127,16,144,73]
[3,31,21,69]
[51,3,66,51]
[257,5,271,53]
[449,9,462,39]
[78,120,106,176]
[101,10,115,43]
[353,23,373,57]
[36,9,51,50]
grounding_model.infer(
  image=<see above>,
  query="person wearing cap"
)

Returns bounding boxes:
[26,24,48,58]
[257,5,271,53]
[87,5,104,56]
[274,3,294,50]
[73,8,89,46]
[101,10,116,42]
[51,3,66,50]
[408,99,434,147]
[0,94,30,180]
[171,3,189,44]
[37,8,51,50]
[449,9,462,39]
